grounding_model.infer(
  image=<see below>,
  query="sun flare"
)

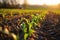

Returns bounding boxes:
[27,0,60,5]
[26,0,60,5]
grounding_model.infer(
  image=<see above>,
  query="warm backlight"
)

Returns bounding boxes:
[27,0,60,5]
[19,0,60,5]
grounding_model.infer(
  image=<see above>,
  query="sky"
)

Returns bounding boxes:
[27,0,60,5]
[0,0,60,5]
[19,0,60,5]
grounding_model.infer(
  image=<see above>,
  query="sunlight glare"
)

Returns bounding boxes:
[27,0,60,5]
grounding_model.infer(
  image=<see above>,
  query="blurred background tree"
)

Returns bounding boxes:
[23,0,27,9]
[0,0,21,8]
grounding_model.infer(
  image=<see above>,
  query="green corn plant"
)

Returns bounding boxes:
[24,33,28,40]
[21,23,26,40]
[21,18,35,40]
[21,18,28,40]
[24,18,35,36]
[28,22,35,36]
[31,14,40,26]
[21,22,27,33]
[20,13,46,40]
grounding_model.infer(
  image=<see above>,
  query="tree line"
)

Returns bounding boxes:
[0,0,27,9]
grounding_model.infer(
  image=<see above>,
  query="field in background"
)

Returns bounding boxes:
[0,9,48,17]
[0,9,60,14]
[0,9,46,13]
